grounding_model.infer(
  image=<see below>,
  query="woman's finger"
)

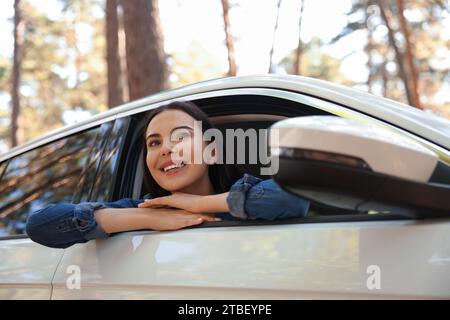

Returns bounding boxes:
[138,196,171,207]
[138,202,170,209]
[195,214,221,222]
[180,218,204,229]
[138,202,149,208]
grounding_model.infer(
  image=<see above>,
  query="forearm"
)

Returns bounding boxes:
[94,208,151,234]
[200,192,230,213]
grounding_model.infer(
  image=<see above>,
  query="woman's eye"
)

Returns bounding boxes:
[148,140,160,148]
[173,132,190,142]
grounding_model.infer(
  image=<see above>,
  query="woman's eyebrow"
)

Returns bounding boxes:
[146,133,161,141]
[170,125,194,134]
[146,125,193,141]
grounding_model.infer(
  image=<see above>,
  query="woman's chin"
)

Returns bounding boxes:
[155,175,192,193]
[151,163,207,194]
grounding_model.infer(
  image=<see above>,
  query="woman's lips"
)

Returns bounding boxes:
[161,164,186,175]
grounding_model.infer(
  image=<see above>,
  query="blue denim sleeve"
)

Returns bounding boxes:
[226,174,310,220]
[26,198,144,249]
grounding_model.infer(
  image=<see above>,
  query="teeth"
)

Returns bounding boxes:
[163,162,184,172]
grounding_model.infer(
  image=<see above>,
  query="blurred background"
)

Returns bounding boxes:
[0,0,449,155]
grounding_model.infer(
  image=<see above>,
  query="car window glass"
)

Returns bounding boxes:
[0,161,6,181]
[90,117,130,202]
[0,127,100,237]
[72,122,114,203]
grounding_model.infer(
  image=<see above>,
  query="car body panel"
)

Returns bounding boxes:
[0,238,64,299]
[51,219,450,299]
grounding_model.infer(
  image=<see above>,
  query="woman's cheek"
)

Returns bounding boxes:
[147,153,158,174]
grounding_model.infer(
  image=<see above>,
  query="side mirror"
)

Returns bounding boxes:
[270,116,450,218]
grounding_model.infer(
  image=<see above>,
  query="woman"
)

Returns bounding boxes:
[26,101,309,249]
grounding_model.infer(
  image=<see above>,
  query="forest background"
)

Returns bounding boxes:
[1,0,449,155]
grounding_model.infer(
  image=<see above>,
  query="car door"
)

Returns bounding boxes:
[50,89,450,299]
[0,123,111,299]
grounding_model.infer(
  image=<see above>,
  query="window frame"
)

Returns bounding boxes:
[112,88,450,227]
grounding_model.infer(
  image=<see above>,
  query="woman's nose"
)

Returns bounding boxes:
[161,138,176,156]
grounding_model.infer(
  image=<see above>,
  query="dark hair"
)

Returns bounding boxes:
[141,101,243,198]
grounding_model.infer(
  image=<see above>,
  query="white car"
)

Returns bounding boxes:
[1,75,449,299]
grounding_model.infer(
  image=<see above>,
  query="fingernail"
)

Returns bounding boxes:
[214,218,222,221]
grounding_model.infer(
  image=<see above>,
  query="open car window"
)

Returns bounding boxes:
[115,95,413,227]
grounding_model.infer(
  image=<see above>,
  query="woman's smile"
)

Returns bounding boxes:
[159,160,186,175]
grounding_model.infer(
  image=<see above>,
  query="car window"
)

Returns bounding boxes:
[90,117,130,202]
[0,127,101,237]
[0,161,6,181]
[71,121,115,203]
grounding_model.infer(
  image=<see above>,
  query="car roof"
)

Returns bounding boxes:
[2,74,449,162]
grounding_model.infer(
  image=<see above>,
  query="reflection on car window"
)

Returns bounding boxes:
[0,161,6,181]
[71,122,114,203]
[90,117,129,202]
[0,128,100,237]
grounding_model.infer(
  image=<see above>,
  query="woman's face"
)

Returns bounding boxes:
[145,109,213,194]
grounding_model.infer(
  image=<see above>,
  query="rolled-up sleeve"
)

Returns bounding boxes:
[26,199,143,249]
[226,174,310,220]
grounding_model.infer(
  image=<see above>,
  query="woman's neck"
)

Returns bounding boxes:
[175,173,215,195]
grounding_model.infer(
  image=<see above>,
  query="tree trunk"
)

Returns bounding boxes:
[382,61,388,97]
[106,0,124,108]
[365,3,374,93]
[11,0,24,148]
[221,0,237,76]
[396,0,422,109]
[293,0,305,75]
[377,1,414,107]
[268,0,282,73]
[122,0,167,101]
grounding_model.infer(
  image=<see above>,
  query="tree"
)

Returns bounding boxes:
[268,0,282,73]
[106,0,124,108]
[20,2,73,140]
[221,0,237,76]
[293,0,305,75]
[168,41,223,88]
[279,38,352,85]
[396,0,421,109]
[11,0,25,148]
[59,0,107,113]
[122,0,167,100]
[0,57,11,151]
[19,1,107,143]
[332,0,449,114]
[376,0,416,107]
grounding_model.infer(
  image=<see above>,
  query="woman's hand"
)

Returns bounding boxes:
[94,207,220,234]
[138,192,230,214]
[138,193,208,213]
[143,208,221,231]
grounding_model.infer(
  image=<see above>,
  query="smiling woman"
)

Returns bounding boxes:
[25,101,310,249]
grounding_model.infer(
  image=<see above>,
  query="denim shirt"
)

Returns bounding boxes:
[26,174,309,249]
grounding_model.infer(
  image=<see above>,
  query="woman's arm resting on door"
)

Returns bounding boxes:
[139,174,310,220]
[26,199,218,249]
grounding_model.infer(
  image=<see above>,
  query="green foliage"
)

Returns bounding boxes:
[278,38,352,85]
[1,0,108,149]
[0,57,10,90]
[333,0,450,116]
[168,41,225,89]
